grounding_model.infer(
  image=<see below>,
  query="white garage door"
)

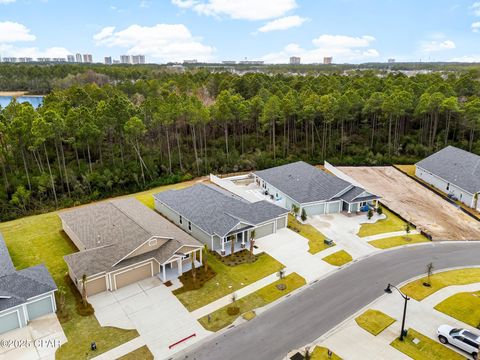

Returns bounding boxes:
[304,203,325,216]
[0,311,20,334]
[27,296,54,320]
[255,222,275,238]
[326,201,341,214]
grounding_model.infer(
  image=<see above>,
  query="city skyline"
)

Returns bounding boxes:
[1,0,480,64]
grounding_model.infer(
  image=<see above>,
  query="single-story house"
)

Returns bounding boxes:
[416,145,480,210]
[0,234,57,335]
[253,161,380,217]
[61,198,203,297]
[154,184,289,256]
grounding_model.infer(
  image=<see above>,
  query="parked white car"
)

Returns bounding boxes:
[437,325,479,359]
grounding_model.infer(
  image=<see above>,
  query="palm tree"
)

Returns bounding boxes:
[249,230,256,256]
[229,234,235,256]
[81,274,88,307]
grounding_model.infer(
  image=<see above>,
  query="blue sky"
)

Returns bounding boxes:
[1,0,480,63]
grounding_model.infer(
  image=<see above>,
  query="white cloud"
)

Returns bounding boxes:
[262,34,380,64]
[0,44,71,58]
[93,24,215,62]
[258,15,307,32]
[0,0,16,4]
[472,21,480,32]
[172,0,297,20]
[421,39,456,52]
[472,1,480,16]
[0,22,36,43]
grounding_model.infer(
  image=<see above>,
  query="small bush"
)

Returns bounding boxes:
[377,206,383,215]
[301,208,307,221]
[227,306,240,316]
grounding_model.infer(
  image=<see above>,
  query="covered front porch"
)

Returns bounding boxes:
[342,198,379,214]
[214,228,252,256]
[158,247,203,282]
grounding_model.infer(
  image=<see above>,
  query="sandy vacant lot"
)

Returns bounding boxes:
[339,166,480,241]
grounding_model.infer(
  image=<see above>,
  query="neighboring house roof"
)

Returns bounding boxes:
[416,145,480,194]
[0,235,57,312]
[334,186,380,203]
[254,161,374,204]
[61,198,202,278]
[154,184,288,238]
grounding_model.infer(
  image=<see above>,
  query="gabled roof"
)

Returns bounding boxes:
[335,186,380,203]
[0,235,57,312]
[416,146,480,194]
[254,161,353,204]
[154,184,288,238]
[61,198,202,278]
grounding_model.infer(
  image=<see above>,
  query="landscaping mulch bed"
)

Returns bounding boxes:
[173,266,217,294]
[212,249,258,266]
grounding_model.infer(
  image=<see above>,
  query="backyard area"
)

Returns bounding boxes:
[339,166,480,240]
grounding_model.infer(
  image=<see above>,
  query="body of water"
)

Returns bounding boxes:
[0,95,44,109]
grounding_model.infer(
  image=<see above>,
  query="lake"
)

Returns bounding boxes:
[0,96,44,109]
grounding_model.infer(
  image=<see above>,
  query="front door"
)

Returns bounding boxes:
[236,232,243,242]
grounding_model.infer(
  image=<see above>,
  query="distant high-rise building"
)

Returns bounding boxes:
[67,55,75,63]
[222,60,236,65]
[323,56,333,65]
[18,57,33,63]
[3,57,17,63]
[104,56,112,65]
[289,56,301,65]
[388,58,396,63]
[83,54,93,63]
[120,55,131,64]
[53,58,66,62]
[131,55,145,64]
[75,53,82,63]
[37,58,51,62]
[238,60,264,65]
[113,60,120,64]
[183,59,198,64]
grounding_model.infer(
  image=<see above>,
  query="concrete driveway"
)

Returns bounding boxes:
[88,277,210,359]
[0,313,66,360]
[254,228,336,282]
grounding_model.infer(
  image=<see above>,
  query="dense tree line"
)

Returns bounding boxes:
[1,69,480,220]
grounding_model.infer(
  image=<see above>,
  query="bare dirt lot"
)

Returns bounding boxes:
[339,166,480,241]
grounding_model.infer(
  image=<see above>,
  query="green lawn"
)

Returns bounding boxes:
[368,234,429,249]
[400,268,480,301]
[311,346,342,360]
[118,346,154,360]
[357,208,408,237]
[355,309,396,336]
[435,291,480,328]
[287,214,332,254]
[322,250,352,266]
[198,273,305,331]
[174,251,284,311]
[134,178,201,209]
[391,328,465,360]
[0,212,139,360]
[394,164,416,177]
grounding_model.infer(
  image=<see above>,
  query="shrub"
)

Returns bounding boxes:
[367,209,373,219]
[377,206,383,215]
[301,208,307,221]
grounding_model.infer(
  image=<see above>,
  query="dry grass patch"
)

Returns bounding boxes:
[355,309,395,336]
[435,291,480,328]
[118,345,154,360]
[369,234,429,249]
[311,346,342,360]
[322,250,352,267]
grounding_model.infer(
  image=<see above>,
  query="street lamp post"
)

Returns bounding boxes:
[384,283,410,341]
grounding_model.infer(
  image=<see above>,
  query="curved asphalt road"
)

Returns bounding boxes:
[174,242,480,360]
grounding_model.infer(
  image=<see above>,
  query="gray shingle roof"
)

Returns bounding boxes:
[416,146,480,194]
[61,198,202,278]
[154,184,288,238]
[254,161,353,204]
[336,186,380,203]
[0,235,57,312]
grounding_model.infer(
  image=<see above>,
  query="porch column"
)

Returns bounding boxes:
[162,264,166,282]
[199,248,202,264]
[348,203,351,214]
[221,236,226,255]
[177,258,182,276]
[241,231,246,248]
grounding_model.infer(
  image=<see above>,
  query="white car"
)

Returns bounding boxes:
[437,325,479,359]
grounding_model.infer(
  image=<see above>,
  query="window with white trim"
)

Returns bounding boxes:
[188,221,192,231]
[179,215,183,224]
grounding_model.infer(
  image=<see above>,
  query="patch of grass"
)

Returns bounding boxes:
[435,291,480,328]
[199,273,305,331]
[391,328,465,360]
[401,268,480,301]
[288,214,332,254]
[357,208,408,237]
[242,311,256,321]
[134,179,201,209]
[355,309,396,336]
[0,212,138,360]
[369,234,429,249]
[174,251,284,311]
[118,345,154,360]
[311,346,342,360]
[395,164,416,177]
[322,250,352,267]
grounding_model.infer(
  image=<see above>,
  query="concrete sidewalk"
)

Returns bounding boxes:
[362,230,420,242]
[90,337,145,360]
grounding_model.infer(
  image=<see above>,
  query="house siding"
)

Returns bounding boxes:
[416,166,475,208]
[126,238,165,259]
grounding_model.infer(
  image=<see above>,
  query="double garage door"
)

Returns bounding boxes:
[0,295,54,335]
[114,262,153,290]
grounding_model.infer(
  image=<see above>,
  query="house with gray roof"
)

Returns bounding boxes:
[253,161,380,217]
[154,184,289,255]
[0,234,57,334]
[416,146,480,210]
[60,198,203,297]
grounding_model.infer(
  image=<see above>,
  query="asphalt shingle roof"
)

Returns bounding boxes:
[254,161,353,204]
[335,186,380,203]
[416,146,480,194]
[61,198,201,278]
[0,235,57,312]
[154,184,288,238]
